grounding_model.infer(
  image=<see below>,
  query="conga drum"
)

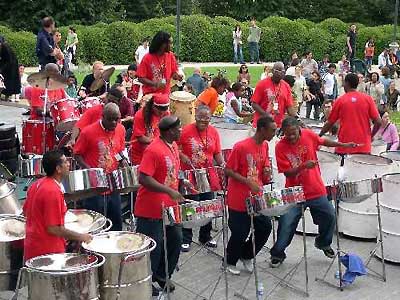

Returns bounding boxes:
[169,91,196,126]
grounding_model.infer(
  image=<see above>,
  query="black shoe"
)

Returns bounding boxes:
[152,285,160,296]
[201,239,217,248]
[322,247,335,259]
[22,110,30,116]
[269,257,284,268]
[157,279,175,292]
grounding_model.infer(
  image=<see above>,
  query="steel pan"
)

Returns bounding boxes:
[334,178,382,203]
[317,151,341,186]
[0,179,21,215]
[82,232,156,300]
[380,203,400,233]
[376,229,400,263]
[380,151,400,171]
[343,154,394,182]
[371,139,387,156]
[0,215,25,291]
[213,122,253,150]
[179,168,211,195]
[108,165,139,194]
[19,156,76,178]
[381,173,400,207]
[23,253,105,300]
[65,209,111,234]
[181,198,223,228]
[63,168,109,201]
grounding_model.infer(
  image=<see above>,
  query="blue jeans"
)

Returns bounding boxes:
[270,195,335,260]
[365,57,373,69]
[136,217,182,282]
[233,44,244,64]
[248,42,260,63]
[83,191,122,231]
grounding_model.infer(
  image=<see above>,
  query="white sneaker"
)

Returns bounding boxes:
[225,264,241,275]
[241,259,254,273]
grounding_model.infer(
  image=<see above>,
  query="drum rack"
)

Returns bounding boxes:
[316,177,386,291]
[233,196,309,300]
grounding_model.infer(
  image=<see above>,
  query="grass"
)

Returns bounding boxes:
[390,111,400,128]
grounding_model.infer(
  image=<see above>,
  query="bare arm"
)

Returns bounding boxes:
[214,153,224,166]
[47,225,91,243]
[287,105,297,117]
[138,77,165,90]
[283,161,317,177]
[371,117,382,136]
[68,126,80,146]
[319,121,334,137]
[252,102,268,116]
[225,168,260,193]
[231,100,252,117]
[139,173,184,201]
[74,154,90,169]
[322,138,357,148]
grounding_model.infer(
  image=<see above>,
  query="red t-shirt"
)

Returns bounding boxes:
[74,121,126,174]
[75,104,103,130]
[137,52,178,95]
[130,108,164,165]
[23,177,67,261]
[30,87,67,120]
[135,138,180,219]
[276,129,327,200]
[226,137,271,212]
[328,91,379,154]
[251,77,294,128]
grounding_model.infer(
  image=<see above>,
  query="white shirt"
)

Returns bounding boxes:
[135,45,149,64]
[378,52,392,68]
[285,66,296,76]
[224,92,241,122]
[293,75,306,102]
[323,73,335,96]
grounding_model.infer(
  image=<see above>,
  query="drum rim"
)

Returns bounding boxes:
[382,172,400,184]
[380,151,400,160]
[317,150,341,161]
[346,154,393,165]
[170,91,196,101]
[338,202,377,215]
[380,202,400,212]
[23,119,54,124]
[213,122,252,130]
[51,98,79,105]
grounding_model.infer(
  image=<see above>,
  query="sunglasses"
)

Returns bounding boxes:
[155,105,169,111]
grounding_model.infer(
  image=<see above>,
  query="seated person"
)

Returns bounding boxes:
[224,82,253,123]
[79,61,109,98]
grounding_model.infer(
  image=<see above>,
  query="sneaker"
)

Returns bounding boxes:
[241,259,253,273]
[156,279,175,292]
[269,257,283,268]
[203,240,217,248]
[322,247,335,259]
[152,285,160,296]
[181,243,191,252]
[226,264,241,275]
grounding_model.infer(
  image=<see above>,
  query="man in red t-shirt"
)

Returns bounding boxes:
[270,117,357,268]
[178,105,224,251]
[74,103,127,231]
[319,73,382,155]
[137,31,182,95]
[135,116,184,295]
[23,150,91,261]
[224,116,277,275]
[251,62,296,129]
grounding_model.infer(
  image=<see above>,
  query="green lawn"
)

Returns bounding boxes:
[390,111,400,128]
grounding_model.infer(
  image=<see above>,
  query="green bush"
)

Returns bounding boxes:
[295,19,315,30]
[259,27,279,62]
[329,34,347,62]
[78,25,109,65]
[305,28,332,60]
[210,24,232,62]
[317,18,348,37]
[5,31,37,66]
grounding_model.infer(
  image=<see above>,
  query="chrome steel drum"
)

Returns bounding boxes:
[108,166,139,194]
[335,178,382,203]
[380,203,400,233]
[253,186,305,217]
[82,232,156,300]
[0,215,25,291]
[381,173,400,207]
[0,179,21,215]
[343,154,394,182]
[213,122,253,150]
[371,139,387,156]
[24,253,104,300]
[376,229,400,263]
[65,209,111,234]
[317,151,341,186]
[181,198,223,228]
[380,151,400,171]
[63,168,109,201]
[19,156,76,178]
[179,168,211,195]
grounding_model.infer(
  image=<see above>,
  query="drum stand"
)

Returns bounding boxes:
[41,79,50,156]
[234,198,309,300]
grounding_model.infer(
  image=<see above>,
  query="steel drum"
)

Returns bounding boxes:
[252,186,305,217]
[213,122,253,150]
[376,229,400,263]
[380,151,400,171]
[371,139,387,156]
[0,179,21,215]
[179,168,211,195]
[381,173,400,207]
[19,156,76,178]
[342,154,394,182]
[62,168,109,201]
[23,253,105,300]
[64,209,111,234]
[181,198,223,228]
[334,178,382,203]
[108,166,139,194]
[317,151,341,187]
[0,215,25,291]
[82,231,156,300]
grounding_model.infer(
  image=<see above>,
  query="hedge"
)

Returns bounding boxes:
[0,15,396,66]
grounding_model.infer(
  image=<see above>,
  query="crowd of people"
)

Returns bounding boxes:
[1,15,400,297]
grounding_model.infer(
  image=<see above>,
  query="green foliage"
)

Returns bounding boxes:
[209,24,232,62]
[317,18,348,37]
[329,34,347,62]
[295,19,315,30]
[4,31,37,66]
[77,25,109,65]
[259,27,280,62]
[305,28,332,60]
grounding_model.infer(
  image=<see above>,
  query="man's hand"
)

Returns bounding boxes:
[154,81,166,90]
[80,234,93,244]
[246,178,261,193]
[302,160,318,169]
[169,190,185,202]
[342,142,358,148]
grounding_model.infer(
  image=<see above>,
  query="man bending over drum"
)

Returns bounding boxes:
[79,61,109,98]
[23,150,92,261]
[269,117,357,268]
[224,116,277,275]
[74,103,127,231]
[178,105,225,252]
[135,116,184,296]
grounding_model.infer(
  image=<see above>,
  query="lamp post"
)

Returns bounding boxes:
[390,0,400,50]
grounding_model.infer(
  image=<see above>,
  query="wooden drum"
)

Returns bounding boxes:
[169,91,196,126]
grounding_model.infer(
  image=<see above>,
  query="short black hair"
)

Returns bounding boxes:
[345,73,359,89]
[281,116,300,130]
[108,84,124,101]
[211,76,229,90]
[159,116,181,132]
[42,17,54,28]
[149,31,171,54]
[230,82,243,92]
[328,63,336,69]
[127,64,137,71]
[42,150,64,176]
[256,115,275,130]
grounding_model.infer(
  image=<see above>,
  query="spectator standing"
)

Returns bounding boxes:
[237,64,251,83]
[65,27,78,66]
[300,51,318,80]
[36,17,61,71]
[357,73,366,93]
[0,36,21,102]
[386,80,400,111]
[292,65,307,113]
[364,39,375,71]
[322,64,338,100]
[247,18,261,64]
[365,72,384,108]
[378,49,393,72]
[53,30,66,75]
[286,58,300,76]
[135,37,150,65]
[346,24,357,71]
[318,54,330,77]
[287,51,298,68]
[186,66,206,96]
[305,71,324,120]
[380,67,391,104]
[233,25,244,64]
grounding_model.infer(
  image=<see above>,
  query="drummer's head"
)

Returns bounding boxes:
[44,63,60,74]
[281,117,301,144]
[159,116,182,142]
[92,61,104,79]
[195,105,211,131]
[102,103,121,131]
[272,62,285,84]
[150,31,172,55]
[106,85,124,105]
[256,116,277,142]
[343,73,359,92]
[151,93,170,116]
[42,150,70,179]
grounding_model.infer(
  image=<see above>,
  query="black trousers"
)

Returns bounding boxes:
[226,209,272,266]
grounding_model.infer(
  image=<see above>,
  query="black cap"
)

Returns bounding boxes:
[159,116,181,131]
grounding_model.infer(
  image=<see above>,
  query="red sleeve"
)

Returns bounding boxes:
[328,99,340,124]
[117,126,126,152]
[251,81,264,105]
[276,144,292,174]
[137,55,151,79]
[226,144,241,171]
[43,190,65,227]
[132,110,146,138]
[309,130,325,148]
[76,109,92,130]
[139,149,157,176]
[73,128,89,155]
[170,53,178,74]
[368,96,379,120]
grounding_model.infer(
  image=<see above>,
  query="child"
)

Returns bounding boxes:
[365,40,375,71]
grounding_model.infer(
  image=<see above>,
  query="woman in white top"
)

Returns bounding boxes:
[365,72,384,108]
[224,82,253,123]
[292,65,307,113]
[233,25,244,64]
[135,37,150,65]
[260,65,272,80]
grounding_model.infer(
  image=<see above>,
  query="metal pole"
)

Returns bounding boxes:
[395,0,399,42]
[175,0,181,60]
